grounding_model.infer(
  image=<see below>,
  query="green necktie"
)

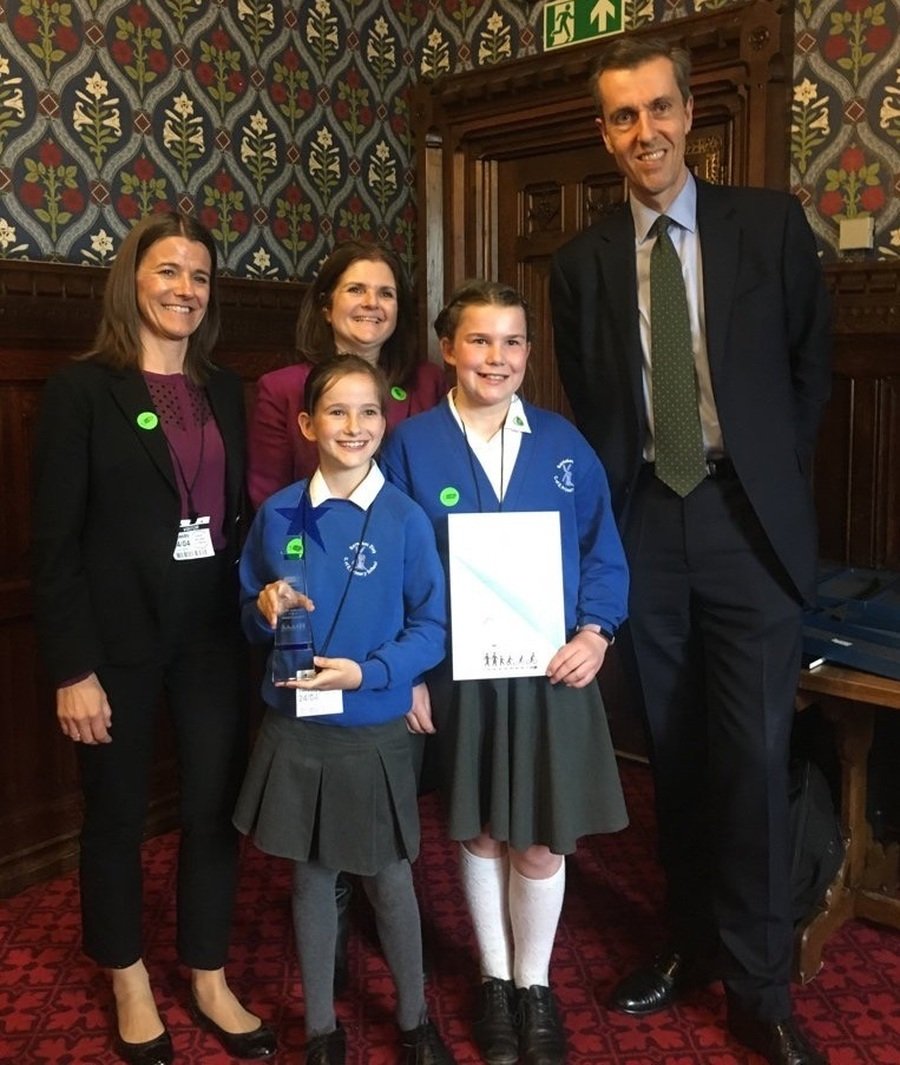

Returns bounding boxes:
[650,215,706,497]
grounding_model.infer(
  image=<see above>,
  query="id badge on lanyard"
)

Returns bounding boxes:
[173,516,214,560]
[295,686,344,717]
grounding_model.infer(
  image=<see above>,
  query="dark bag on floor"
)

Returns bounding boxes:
[789,759,845,925]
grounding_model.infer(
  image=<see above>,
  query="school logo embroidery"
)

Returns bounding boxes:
[554,458,575,493]
[345,540,378,576]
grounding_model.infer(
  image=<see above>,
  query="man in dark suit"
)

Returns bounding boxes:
[550,37,831,1065]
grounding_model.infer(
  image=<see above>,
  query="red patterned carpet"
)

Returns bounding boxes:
[2,761,899,1064]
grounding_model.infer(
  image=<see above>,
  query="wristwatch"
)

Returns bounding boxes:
[578,623,616,645]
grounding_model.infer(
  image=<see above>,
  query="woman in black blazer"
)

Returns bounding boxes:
[32,213,275,1065]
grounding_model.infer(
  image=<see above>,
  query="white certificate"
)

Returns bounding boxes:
[448,511,565,680]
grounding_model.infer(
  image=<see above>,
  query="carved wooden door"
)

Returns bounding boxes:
[495,144,624,416]
[493,121,733,417]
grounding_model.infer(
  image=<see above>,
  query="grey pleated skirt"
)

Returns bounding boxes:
[429,669,628,854]
[233,711,419,876]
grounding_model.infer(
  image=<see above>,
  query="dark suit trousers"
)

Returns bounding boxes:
[76,553,248,970]
[624,466,801,1021]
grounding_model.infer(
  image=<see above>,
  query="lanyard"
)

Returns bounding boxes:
[459,418,506,513]
[164,417,207,522]
[302,489,375,658]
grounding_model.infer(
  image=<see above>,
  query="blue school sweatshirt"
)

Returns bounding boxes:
[380,398,628,637]
[240,466,446,725]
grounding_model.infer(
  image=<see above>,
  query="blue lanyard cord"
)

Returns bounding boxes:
[459,418,505,514]
[301,490,375,659]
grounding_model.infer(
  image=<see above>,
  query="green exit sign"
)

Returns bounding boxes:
[543,0,624,51]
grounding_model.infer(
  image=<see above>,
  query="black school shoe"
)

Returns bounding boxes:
[400,1018,456,1064]
[304,1021,347,1065]
[473,978,518,1065]
[516,985,566,1065]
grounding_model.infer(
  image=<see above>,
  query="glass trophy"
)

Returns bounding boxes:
[271,575,315,684]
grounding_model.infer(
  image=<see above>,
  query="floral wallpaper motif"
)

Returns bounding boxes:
[792,0,900,258]
[0,0,897,278]
[0,0,428,279]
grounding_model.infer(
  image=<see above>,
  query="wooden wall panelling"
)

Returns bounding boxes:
[0,261,301,896]
[817,264,900,570]
[814,372,855,566]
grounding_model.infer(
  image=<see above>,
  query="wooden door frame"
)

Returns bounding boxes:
[411,0,789,361]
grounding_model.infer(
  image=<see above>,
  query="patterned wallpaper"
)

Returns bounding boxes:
[0,0,897,280]
[791,0,899,259]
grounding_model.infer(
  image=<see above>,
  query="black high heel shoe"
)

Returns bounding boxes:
[113,1028,174,1065]
[189,990,277,1059]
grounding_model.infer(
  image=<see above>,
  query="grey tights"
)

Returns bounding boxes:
[292,858,427,1036]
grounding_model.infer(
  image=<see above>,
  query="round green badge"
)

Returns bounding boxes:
[439,486,460,507]
[285,536,304,559]
[513,415,524,427]
[390,386,408,401]
[136,411,158,430]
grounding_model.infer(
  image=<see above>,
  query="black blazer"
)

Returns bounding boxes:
[32,359,246,685]
[550,180,832,604]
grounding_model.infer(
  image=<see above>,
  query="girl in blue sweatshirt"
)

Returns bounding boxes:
[234,354,455,1065]
[381,281,629,1065]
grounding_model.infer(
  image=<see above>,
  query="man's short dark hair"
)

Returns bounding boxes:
[590,37,692,114]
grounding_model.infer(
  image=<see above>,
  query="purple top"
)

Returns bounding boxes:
[246,358,447,509]
[143,371,227,549]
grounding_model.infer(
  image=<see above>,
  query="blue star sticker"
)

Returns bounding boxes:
[275,493,330,551]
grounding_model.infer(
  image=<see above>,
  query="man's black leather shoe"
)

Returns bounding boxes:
[472,978,518,1065]
[609,951,711,1015]
[727,1010,825,1065]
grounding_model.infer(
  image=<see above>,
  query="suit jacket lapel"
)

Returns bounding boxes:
[697,182,740,379]
[596,206,645,427]
[109,369,178,494]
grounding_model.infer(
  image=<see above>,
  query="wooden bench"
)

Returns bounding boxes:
[794,664,900,982]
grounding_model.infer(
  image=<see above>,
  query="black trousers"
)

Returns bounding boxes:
[76,554,248,970]
[624,468,802,1022]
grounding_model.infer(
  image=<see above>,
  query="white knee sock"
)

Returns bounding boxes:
[459,844,513,981]
[508,860,566,989]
